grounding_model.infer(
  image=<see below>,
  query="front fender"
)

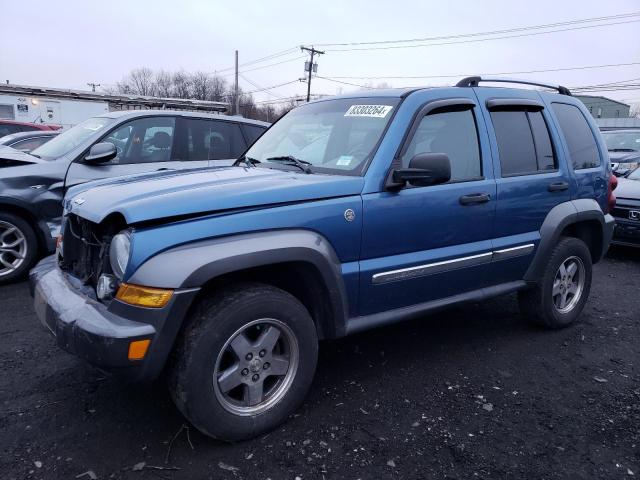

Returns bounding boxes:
[128,229,349,336]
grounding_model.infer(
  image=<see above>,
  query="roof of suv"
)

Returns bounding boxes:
[97,109,269,127]
[320,78,575,102]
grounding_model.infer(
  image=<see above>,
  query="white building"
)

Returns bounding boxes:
[0,84,227,129]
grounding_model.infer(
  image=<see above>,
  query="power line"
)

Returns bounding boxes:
[324,19,640,52]
[218,55,306,78]
[314,12,640,47]
[328,62,640,80]
[240,75,301,96]
[214,47,299,73]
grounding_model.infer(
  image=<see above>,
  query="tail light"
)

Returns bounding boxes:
[606,174,618,214]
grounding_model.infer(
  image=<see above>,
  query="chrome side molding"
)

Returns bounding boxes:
[372,244,535,284]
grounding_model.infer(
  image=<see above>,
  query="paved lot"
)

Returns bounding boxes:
[1,247,639,479]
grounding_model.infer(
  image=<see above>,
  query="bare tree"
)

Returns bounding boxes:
[630,104,640,118]
[121,67,156,96]
[210,76,227,102]
[155,70,174,98]
[190,71,213,100]
[172,71,191,99]
[110,67,301,121]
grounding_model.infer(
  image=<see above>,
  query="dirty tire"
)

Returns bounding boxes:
[518,236,592,329]
[167,282,318,442]
[0,212,39,285]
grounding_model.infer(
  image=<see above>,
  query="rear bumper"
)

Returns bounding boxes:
[30,256,199,382]
[602,213,616,256]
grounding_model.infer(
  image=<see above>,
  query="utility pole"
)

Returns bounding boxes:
[234,50,240,115]
[301,46,324,102]
[87,82,100,92]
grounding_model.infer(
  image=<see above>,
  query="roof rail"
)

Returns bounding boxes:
[455,76,572,96]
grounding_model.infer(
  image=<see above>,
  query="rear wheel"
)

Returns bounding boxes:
[518,237,592,329]
[0,213,38,284]
[168,283,318,442]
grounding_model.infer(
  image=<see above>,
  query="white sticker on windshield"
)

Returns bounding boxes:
[336,155,353,166]
[344,105,393,118]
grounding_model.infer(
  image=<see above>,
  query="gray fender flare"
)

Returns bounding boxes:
[524,199,612,282]
[129,229,349,336]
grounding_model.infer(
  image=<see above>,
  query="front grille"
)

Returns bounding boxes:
[59,214,113,288]
[612,204,640,223]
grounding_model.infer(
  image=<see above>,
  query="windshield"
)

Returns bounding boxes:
[31,117,115,159]
[628,167,640,180]
[244,97,400,174]
[602,131,640,152]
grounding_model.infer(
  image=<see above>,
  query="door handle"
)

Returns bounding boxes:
[548,181,569,192]
[459,193,491,205]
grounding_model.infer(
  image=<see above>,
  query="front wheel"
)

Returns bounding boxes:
[168,283,318,442]
[519,237,592,329]
[0,213,38,285]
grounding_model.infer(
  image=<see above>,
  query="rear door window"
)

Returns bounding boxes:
[490,110,557,176]
[242,124,267,146]
[551,103,601,169]
[183,119,246,160]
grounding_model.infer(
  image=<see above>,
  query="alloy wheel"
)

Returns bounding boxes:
[213,318,299,416]
[0,221,28,278]
[552,256,585,314]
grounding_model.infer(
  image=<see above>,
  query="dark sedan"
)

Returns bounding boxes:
[0,130,59,153]
[601,129,640,177]
[611,168,640,247]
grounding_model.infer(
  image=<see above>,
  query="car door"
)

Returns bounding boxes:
[474,88,572,284]
[64,116,182,189]
[358,95,497,315]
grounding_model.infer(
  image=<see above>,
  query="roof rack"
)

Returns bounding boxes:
[455,76,572,96]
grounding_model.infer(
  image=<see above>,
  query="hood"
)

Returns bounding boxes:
[67,166,364,224]
[608,150,640,163]
[0,145,44,168]
[615,177,640,201]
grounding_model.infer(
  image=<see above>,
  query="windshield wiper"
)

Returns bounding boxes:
[608,148,636,152]
[233,155,261,168]
[266,156,313,174]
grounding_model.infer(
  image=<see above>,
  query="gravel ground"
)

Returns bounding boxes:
[1,247,639,480]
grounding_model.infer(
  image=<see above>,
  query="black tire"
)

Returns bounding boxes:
[0,212,39,285]
[167,282,318,442]
[518,236,592,329]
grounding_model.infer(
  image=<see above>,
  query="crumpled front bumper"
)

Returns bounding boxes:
[30,256,199,382]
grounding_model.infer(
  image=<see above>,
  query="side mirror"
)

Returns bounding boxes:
[390,153,451,188]
[84,142,117,164]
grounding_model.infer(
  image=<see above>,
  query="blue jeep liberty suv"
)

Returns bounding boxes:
[31,77,616,441]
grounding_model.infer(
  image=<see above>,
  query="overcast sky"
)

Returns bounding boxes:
[1,0,639,106]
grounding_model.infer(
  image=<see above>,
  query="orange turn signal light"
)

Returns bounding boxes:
[116,283,174,308]
[128,339,151,360]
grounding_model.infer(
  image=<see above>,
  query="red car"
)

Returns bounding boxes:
[0,119,62,138]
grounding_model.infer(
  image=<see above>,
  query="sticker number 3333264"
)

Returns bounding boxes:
[344,105,393,118]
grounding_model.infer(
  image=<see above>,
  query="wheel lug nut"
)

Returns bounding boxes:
[252,374,259,382]
[263,362,270,370]
[245,353,253,361]
[259,349,266,357]
[241,368,249,376]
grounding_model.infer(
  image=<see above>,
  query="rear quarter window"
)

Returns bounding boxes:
[551,103,601,169]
